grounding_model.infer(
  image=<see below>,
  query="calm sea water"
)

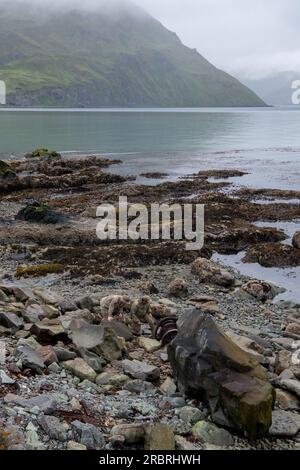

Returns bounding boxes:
[1,107,300,301]
[0,106,300,189]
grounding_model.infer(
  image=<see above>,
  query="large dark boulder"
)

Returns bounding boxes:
[16,200,65,224]
[0,160,16,179]
[168,309,275,439]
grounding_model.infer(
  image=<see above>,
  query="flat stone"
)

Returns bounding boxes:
[272,337,296,350]
[33,288,62,305]
[12,394,57,414]
[279,378,300,397]
[275,389,300,411]
[0,311,24,331]
[38,415,67,441]
[22,305,44,323]
[144,425,175,450]
[138,337,161,353]
[111,424,145,444]
[70,319,123,362]
[63,358,96,382]
[192,421,234,446]
[31,318,66,342]
[121,359,160,382]
[123,379,156,393]
[71,421,105,450]
[14,345,45,373]
[53,346,77,362]
[96,371,129,386]
[269,410,300,437]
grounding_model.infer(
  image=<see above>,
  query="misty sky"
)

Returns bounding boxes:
[3,0,300,79]
[138,0,300,79]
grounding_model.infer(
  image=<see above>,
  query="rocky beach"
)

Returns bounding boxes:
[0,151,300,451]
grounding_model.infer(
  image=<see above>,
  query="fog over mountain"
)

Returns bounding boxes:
[0,0,265,107]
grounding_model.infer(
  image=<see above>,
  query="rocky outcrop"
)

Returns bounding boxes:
[293,230,300,250]
[191,257,235,287]
[168,309,275,439]
[243,243,300,267]
[16,201,65,224]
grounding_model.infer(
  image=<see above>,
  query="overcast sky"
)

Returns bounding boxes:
[136,0,300,79]
[4,0,300,79]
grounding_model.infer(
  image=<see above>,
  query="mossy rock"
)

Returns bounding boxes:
[16,200,65,224]
[16,264,65,278]
[26,148,61,159]
[0,160,17,179]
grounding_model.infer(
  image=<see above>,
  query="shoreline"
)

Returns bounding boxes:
[0,152,300,450]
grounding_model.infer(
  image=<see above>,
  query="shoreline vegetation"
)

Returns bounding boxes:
[0,151,300,450]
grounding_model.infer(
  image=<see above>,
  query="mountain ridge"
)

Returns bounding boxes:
[0,2,265,107]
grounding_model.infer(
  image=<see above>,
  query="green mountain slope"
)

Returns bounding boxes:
[0,2,265,107]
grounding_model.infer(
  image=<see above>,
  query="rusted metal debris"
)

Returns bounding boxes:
[154,317,178,346]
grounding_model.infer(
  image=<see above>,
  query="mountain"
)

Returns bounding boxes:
[0,1,265,107]
[240,72,299,106]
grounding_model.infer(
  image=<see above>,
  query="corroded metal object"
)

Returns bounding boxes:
[154,317,178,346]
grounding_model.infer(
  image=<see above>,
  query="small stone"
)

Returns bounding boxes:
[63,358,97,382]
[48,362,60,373]
[275,350,292,374]
[11,394,57,414]
[42,304,59,319]
[25,422,46,451]
[124,379,156,393]
[178,406,204,425]
[58,300,78,314]
[279,378,300,397]
[53,346,77,362]
[275,389,300,411]
[78,348,106,373]
[121,359,160,381]
[192,421,234,447]
[38,415,67,441]
[71,421,105,450]
[76,296,94,311]
[160,377,177,395]
[138,337,161,353]
[175,435,201,450]
[132,401,157,416]
[0,311,24,331]
[191,257,234,287]
[292,230,300,250]
[33,288,62,305]
[144,425,175,450]
[18,336,40,350]
[269,410,300,437]
[96,372,129,386]
[0,369,15,385]
[14,345,45,373]
[111,424,145,444]
[37,345,58,365]
[67,441,87,450]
